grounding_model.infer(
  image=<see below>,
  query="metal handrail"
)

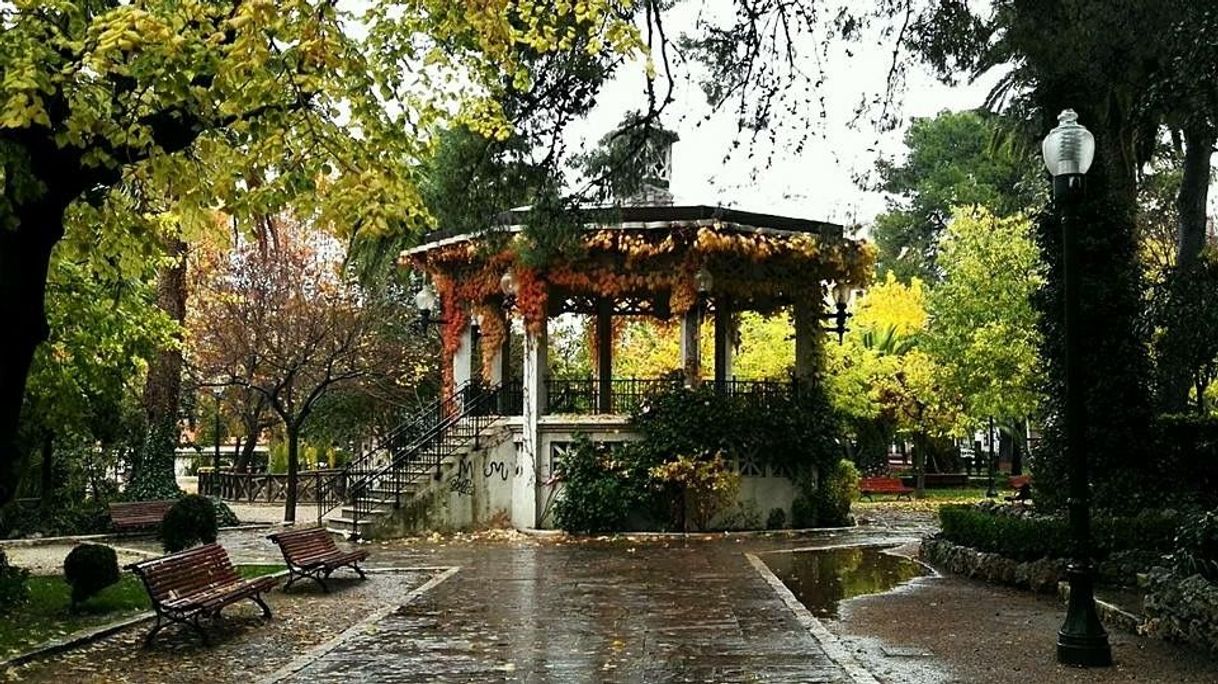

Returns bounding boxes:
[313,381,470,524]
[314,382,506,531]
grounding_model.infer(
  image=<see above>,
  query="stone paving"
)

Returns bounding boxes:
[8,513,932,683]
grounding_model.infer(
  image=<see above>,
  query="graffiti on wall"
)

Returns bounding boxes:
[450,455,514,496]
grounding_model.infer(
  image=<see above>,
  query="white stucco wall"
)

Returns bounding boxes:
[372,415,803,535]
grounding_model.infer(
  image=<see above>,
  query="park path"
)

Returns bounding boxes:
[244,510,930,682]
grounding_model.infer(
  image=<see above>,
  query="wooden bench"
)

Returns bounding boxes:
[127,543,277,646]
[268,527,369,592]
[1006,475,1033,502]
[859,477,914,501]
[109,500,175,533]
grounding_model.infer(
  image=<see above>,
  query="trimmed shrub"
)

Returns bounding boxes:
[815,459,859,527]
[650,454,740,531]
[160,495,218,552]
[791,494,817,529]
[209,497,241,528]
[0,549,29,611]
[938,504,1180,563]
[63,544,120,610]
[553,437,657,534]
[766,507,787,530]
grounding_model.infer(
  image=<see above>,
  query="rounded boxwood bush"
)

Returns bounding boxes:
[63,543,120,610]
[0,549,29,611]
[160,495,218,552]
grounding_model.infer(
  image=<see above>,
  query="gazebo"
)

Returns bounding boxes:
[398,200,873,530]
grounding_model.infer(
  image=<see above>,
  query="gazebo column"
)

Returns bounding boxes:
[452,321,475,407]
[514,320,547,529]
[485,311,511,387]
[596,297,613,413]
[485,310,512,414]
[792,299,822,383]
[680,302,702,387]
[714,295,734,391]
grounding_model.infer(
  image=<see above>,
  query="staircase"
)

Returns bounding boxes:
[315,383,509,538]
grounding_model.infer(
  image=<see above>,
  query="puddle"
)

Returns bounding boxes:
[763,546,927,619]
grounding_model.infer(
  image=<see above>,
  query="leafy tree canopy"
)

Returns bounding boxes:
[925,206,1043,424]
[871,109,1038,282]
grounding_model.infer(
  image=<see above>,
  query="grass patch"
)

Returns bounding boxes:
[0,563,283,659]
[853,486,993,513]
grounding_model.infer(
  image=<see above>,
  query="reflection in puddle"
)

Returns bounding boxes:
[764,546,926,619]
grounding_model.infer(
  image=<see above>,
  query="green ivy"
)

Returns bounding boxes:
[552,436,658,534]
[630,383,842,476]
[126,421,182,502]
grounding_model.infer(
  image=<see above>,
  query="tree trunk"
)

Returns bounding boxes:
[1011,429,1024,477]
[1176,125,1214,270]
[912,435,926,498]
[0,214,63,508]
[1157,125,1215,413]
[129,237,188,500]
[284,427,300,523]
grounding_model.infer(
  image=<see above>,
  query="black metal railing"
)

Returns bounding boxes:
[313,382,508,532]
[474,376,807,417]
[544,377,678,414]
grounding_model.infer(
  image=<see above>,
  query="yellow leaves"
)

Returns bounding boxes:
[852,271,928,336]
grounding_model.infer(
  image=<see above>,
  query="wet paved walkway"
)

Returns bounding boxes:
[290,542,853,682]
[264,516,927,683]
[9,513,930,683]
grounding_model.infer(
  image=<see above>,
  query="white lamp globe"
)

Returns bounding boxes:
[414,282,438,314]
[1042,109,1095,177]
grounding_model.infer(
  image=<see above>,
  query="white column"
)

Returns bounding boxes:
[514,320,547,529]
[680,304,702,387]
[453,323,474,408]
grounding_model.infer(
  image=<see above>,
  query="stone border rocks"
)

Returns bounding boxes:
[920,536,1065,593]
[1141,569,1218,653]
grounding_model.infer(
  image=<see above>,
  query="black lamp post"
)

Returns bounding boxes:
[211,385,224,476]
[985,416,997,498]
[1043,109,1112,667]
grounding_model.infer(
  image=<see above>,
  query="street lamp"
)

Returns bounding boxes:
[500,269,519,310]
[820,281,853,343]
[414,281,439,326]
[210,384,225,476]
[1043,109,1111,667]
[985,416,998,498]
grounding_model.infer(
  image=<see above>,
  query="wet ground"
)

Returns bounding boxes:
[9,506,1217,682]
[763,545,927,620]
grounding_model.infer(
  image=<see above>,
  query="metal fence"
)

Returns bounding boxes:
[198,469,345,503]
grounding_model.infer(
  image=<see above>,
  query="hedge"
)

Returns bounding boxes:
[938,505,1180,563]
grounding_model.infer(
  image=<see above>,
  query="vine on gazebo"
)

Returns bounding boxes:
[407,223,875,395]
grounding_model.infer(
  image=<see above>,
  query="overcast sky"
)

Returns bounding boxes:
[562,4,1004,233]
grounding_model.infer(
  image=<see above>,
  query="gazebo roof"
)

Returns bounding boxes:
[403,204,845,256]
[400,202,873,343]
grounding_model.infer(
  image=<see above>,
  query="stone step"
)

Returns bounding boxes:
[324,515,378,535]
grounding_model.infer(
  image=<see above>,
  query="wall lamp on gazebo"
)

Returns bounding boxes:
[820,281,853,343]
[412,281,448,332]
[693,265,714,316]
[500,269,519,310]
